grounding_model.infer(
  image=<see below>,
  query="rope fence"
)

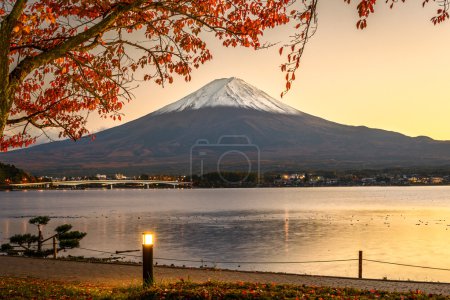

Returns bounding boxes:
[78,247,358,264]
[3,243,450,280]
[152,258,358,265]
[363,259,450,272]
[74,247,450,277]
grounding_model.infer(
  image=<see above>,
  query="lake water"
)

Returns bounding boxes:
[0,187,449,282]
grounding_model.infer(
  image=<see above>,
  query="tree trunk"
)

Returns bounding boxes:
[53,237,57,259]
[0,28,11,141]
[0,90,11,140]
[37,225,43,253]
[0,18,12,141]
[0,0,28,141]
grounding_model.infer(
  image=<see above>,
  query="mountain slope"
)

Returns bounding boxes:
[1,78,450,175]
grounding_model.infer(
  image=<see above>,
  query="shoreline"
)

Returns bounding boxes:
[1,256,449,295]
[3,184,450,191]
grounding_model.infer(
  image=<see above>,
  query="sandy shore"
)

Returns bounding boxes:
[0,256,449,295]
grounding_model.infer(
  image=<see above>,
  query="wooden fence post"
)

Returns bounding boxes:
[358,250,363,279]
[53,237,57,259]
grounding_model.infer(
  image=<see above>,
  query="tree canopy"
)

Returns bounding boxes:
[1,216,86,257]
[0,161,34,183]
[0,0,447,151]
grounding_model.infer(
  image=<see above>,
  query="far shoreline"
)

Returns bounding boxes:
[3,184,450,191]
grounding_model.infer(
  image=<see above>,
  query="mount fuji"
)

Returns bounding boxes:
[153,77,300,115]
[2,77,450,176]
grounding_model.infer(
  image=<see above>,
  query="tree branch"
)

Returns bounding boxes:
[9,0,157,89]
[7,94,74,125]
[2,0,28,31]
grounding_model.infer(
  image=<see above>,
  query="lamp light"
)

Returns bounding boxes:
[142,232,154,285]
[142,232,153,245]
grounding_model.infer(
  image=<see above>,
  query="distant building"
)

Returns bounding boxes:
[361,178,376,185]
[289,173,305,180]
[408,176,419,184]
[309,175,324,183]
[431,177,444,184]
[326,179,338,185]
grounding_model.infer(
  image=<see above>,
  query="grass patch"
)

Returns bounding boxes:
[0,277,127,299]
[0,276,447,299]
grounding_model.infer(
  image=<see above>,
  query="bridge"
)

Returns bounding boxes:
[8,180,193,189]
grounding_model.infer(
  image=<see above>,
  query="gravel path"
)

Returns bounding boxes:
[1,256,449,295]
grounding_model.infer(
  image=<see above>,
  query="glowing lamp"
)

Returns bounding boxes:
[142,232,153,245]
[142,232,154,285]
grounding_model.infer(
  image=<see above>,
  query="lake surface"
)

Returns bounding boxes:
[1,187,449,282]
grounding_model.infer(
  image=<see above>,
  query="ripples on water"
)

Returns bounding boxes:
[0,187,449,282]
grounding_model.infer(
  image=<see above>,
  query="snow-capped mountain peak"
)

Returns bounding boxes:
[153,77,301,115]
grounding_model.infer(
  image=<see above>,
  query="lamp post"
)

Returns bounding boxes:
[142,232,154,285]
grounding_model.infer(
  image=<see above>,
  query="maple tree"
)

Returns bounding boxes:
[0,0,448,151]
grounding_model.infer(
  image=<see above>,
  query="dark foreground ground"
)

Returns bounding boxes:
[0,256,449,299]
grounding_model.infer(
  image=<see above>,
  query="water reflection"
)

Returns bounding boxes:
[284,208,289,253]
[0,187,449,282]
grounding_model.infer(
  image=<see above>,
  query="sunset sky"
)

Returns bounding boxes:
[90,1,450,141]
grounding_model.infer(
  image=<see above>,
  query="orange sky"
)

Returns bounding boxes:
[88,1,450,141]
